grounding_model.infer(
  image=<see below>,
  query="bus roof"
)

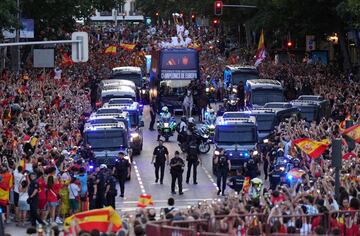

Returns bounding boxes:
[225,65,257,72]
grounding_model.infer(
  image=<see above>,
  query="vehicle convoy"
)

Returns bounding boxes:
[290,95,330,123]
[245,79,284,107]
[111,66,149,103]
[212,116,258,174]
[150,48,200,113]
[83,121,132,178]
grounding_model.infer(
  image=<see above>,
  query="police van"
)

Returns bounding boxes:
[91,106,144,155]
[83,120,132,174]
[212,116,258,174]
[245,79,284,107]
[100,79,137,91]
[223,65,259,89]
[290,95,330,123]
[100,86,137,105]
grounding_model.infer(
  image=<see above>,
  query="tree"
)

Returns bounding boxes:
[0,0,20,36]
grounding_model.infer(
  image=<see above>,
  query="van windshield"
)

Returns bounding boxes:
[252,89,284,106]
[215,125,257,144]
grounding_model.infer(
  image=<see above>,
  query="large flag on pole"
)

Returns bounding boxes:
[254,30,266,67]
[293,138,330,159]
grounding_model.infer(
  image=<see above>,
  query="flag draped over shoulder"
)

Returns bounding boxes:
[137,194,154,208]
[293,138,330,158]
[64,207,122,235]
[104,46,117,55]
[254,30,266,67]
[62,53,73,65]
[120,43,136,51]
[342,123,360,143]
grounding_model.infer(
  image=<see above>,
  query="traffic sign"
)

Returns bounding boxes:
[71,32,89,62]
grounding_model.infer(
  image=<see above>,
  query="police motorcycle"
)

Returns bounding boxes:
[205,76,216,102]
[202,108,217,138]
[157,106,176,142]
[178,117,211,154]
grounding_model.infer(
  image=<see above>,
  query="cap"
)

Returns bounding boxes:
[100,164,107,169]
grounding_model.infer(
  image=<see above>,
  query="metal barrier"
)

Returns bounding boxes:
[160,225,196,236]
[171,219,210,233]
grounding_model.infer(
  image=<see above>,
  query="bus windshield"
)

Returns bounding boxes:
[254,114,276,132]
[252,89,284,106]
[159,80,191,97]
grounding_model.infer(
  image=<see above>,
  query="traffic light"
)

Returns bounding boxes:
[213,18,219,25]
[287,41,293,48]
[214,1,223,16]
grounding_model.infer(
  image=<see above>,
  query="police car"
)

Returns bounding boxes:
[212,116,258,174]
[245,79,284,107]
[290,95,330,123]
[83,120,132,178]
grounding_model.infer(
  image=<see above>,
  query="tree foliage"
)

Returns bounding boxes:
[0,0,19,32]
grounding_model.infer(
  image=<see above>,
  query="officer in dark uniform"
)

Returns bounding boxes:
[95,165,107,208]
[87,173,97,210]
[170,151,185,195]
[245,150,259,179]
[105,171,117,209]
[113,151,131,198]
[227,168,245,194]
[151,140,169,184]
[28,172,45,226]
[269,164,282,190]
[186,139,201,184]
[149,97,157,131]
[213,148,231,196]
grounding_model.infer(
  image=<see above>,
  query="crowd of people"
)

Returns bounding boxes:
[0,19,359,236]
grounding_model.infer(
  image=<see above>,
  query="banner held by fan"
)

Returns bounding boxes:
[293,138,330,159]
[137,194,154,208]
[342,123,360,143]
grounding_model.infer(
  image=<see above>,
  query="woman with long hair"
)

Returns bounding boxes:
[47,176,61,224]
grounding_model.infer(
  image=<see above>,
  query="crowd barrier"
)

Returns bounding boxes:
[145,210,360,235]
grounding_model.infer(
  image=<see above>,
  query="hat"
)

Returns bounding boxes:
[100,164,107,169]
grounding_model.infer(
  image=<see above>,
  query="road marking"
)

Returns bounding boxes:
[201,163,219,190]
[132,160,146,194]
[119,198,214,204]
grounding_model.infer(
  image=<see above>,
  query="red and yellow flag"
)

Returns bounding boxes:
[254,30,266,66]
[120,43,136,51]
[293,138,330,158]
[342,123,360,143]
[64,207,122,235]
[62,53,73,65]
[104,46,117,55]
[339,115,351,131]
[137,194,154,208]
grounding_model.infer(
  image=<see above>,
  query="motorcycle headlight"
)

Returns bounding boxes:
[232,88,237,93]
[280,166,285,171]
[141,89,146,94]
[206,88,210,92]
[164,123,169,128]
[209,125,215,129]
[263,139,269,144]
[214,150,220,155]
[131,132,139,138]
[253,150,258,156]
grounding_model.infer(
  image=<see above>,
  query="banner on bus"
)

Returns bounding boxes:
[161,70,197,80]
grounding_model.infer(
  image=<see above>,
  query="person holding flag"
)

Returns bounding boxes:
[254,30,266,67]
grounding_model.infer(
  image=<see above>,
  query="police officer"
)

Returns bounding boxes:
[170,151,185,195]
[87,172,97,210]
[186,138,201,184]
[149,97,157,131]
[177,116,188,144]
[269,164,282,190]
[213,148,231,196]
[151,140,169,184]
[95,164,107,208]
[113,151,131,198]
[28,172,45,226]
[227,168,245,194]
[245,150,259,179]
[105,171,117,209]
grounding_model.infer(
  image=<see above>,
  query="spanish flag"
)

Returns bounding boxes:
[254,30,266,66]
[62,53,73,65]
[242,177,251,193]
[342,123,360,143]
[64,207,122,235]
[104,46,117,55]
[293,138,330,159]
[0,172,13,206]
[137,194,154,208]
[339,115,351,131]
[120,43,136,51]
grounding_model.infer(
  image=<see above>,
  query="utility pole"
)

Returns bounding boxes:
[16,0,21,73]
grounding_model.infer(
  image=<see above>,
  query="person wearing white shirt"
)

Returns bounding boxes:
[68,178,80,214]
[13,166,24,221]
[54,67,62,80]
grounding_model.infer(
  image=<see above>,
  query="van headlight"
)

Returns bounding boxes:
[253,150,259,156]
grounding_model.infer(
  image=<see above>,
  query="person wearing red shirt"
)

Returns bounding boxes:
[339,213,359,236]
[46,176,61,224]
[37,172,47,222]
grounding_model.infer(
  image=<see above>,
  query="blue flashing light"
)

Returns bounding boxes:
[287,175,293,181]
[244,152,249,157]
[89,165,94,169]
[229,153,233,156]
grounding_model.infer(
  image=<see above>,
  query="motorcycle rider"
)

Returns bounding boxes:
[157,106,172,141]
[177,116,188,144]
[204,108,216,126]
